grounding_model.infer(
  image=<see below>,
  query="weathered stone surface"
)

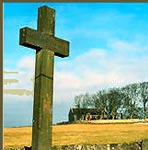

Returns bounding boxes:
[116,142,142,150]
[20,27,69,57]
[37,6,55,35]
[142,139,148,150]
[19,5,69,150]
[31,49,53,150]
[4,141,148,150]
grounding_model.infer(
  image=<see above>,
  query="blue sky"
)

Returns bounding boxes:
[4,3,148,127]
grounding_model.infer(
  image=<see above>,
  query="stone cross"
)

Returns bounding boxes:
[19,6,69,150]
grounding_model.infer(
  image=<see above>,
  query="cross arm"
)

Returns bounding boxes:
[20,27,69,57]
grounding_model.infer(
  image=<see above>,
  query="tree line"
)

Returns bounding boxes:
[74,82,148,120]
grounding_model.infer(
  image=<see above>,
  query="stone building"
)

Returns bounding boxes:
[68,108,101,123]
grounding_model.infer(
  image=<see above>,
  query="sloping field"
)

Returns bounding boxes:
[4,122,148,148]
[87,119,144,124]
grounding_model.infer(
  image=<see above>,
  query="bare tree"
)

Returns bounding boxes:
[106,88,123,119]
[140,82,148,120]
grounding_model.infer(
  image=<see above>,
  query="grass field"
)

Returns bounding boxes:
[4,121,148,148]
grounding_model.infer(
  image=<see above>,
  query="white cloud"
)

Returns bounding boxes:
[55,39,148,100]
[4,94,33,102]
[4,55,35,97]
[4,39,148,104]
[17,55,35,71]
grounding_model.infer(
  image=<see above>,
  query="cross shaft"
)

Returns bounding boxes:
[19,6,69,150]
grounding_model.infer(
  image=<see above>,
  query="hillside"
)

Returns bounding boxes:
[4,121,148,148]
